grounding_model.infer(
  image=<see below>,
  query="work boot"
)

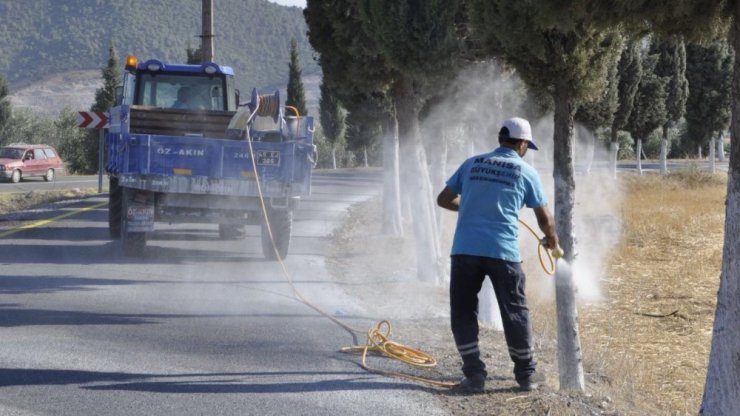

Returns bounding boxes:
[454,373,485,394]
[517,379,539,392]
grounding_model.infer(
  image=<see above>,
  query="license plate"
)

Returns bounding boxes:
[256,150,280,166]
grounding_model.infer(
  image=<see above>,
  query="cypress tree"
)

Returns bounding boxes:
[75,44,122,174]
[609,40,643,177]
[0,74,11,145]
[652,37,689,173]
[625,51,668,174]
[319,81,346,169]
[683,38,733,157]
[286,38,307,117]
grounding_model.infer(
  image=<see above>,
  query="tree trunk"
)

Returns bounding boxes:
[363,146,369,168]
[552,88,585,392]
[609,127,620,179]
[700,7,740,413]
[699,145,703,159]
[636,139,643,175]
[428,126,449,231]
[381,114,403,237]
[393,77,443,283]
[609,141,620,179]
[719,131,726,163]
[478,278,503,331]
[710,136,717,174]
[331,145,337,170]
[660,139,668,175]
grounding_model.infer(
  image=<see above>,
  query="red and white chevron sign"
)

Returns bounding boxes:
[77,111,109,129]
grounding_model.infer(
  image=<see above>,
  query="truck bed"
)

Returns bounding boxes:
[106,105,315,198]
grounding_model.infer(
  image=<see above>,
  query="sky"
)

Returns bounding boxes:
[268,0,306,8]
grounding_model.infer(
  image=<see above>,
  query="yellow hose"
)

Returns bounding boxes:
[242,116,457,389]
[518,218,557,275]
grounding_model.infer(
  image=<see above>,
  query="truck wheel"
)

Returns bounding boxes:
[10,169,21,183]
[122,231,147,257]
[219,224,246,240]
[121,188,147,257]
[261,210,292,260]
[43,169,55,182]
[109,177,122,239]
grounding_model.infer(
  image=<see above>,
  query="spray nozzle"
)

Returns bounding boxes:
[552,246,564,259]
[541,237,565,260]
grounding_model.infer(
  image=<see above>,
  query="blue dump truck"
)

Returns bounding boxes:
[106,55,315,258]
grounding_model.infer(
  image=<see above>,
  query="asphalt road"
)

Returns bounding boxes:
[0,169,448,416]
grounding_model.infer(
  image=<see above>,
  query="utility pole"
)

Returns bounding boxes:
[201,0,215,63]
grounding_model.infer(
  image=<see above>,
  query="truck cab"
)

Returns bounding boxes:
[118,55,238,111]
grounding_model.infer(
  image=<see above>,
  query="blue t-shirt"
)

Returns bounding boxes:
[446,147,548,262]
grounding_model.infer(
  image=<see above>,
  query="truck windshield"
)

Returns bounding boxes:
[136,72,227,111]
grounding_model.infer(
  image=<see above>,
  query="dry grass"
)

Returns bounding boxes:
[0,188,99,215]
[575,171,726,414]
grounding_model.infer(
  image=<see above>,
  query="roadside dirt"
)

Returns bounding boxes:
[326,196,641,416]
[0,188,99,216]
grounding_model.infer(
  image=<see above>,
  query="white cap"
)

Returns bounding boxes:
[499,117,538,150]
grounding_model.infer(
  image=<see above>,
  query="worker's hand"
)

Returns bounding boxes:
[541,235,559,250]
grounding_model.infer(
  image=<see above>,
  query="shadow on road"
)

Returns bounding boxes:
[0,367,427,393]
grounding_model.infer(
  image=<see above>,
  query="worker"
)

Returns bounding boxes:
[172,87,191,109]
[437,117,559,394]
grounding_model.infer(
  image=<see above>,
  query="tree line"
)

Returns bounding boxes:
[305,1,739,413]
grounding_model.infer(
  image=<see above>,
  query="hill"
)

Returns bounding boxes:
[0,0,320,115]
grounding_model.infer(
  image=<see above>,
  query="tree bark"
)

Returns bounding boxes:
[636,139,643,175]
[331,145,337,170]
[719,131,726,163]
[381,114,403,237]
[659,139,668,175]
[363,146,369,168]
[552,88,585,392]
[700,7,740,412]
[393,77,443,283]
[710,136,717,174]
[428,126,449,231]
[609,141,620,179]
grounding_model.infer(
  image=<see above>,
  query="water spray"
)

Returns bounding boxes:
[234,95,458,389]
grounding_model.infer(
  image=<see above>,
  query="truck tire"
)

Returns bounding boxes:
[10,169,21,183]
[123,231,147,257]
[121,188,147,257]
[261,210,292,260]
[219,224,246,240]
[109,177,122,239]
[43,169,55,182]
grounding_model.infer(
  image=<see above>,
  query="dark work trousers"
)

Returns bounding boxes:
[450,254,536,383]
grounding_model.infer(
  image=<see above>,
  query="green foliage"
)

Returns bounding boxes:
[91,44,121,113]
[359,0,463,89]
[286,39,308,116]
[319,81,345,147]
[344,109,381,165]
[0,0,318,94]
[470,2,623,105]
[681,38,733,154]
[626,51,668,142]
[55,108,91,173]
[0,74,10,135]
[652,37,689,133]
[186,44,203,64]
[611,39,643,142]
[312,124,356,169]
[575,57,619,131]
[0,108,55,146]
